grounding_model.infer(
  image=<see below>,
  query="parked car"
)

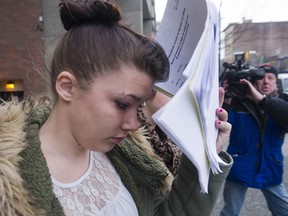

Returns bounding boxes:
[278,73,288,95]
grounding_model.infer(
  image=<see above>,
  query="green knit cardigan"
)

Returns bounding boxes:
[19,105,170,216]
[0,101,232,216]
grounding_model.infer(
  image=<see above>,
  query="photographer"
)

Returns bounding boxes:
[220,64,288,216]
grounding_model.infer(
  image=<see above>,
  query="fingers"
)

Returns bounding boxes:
[239,78,250,85]
[215,108,231,137]
[219,87,225,107]
[216,107,228,122]
[215,107,231,154]
[240,79,263,101]
[215,120,231,154]
[215,119,231,134]
[240,78,257,93]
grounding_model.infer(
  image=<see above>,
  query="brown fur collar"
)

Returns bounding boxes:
[0,100,43,215]
[0,99,172,215]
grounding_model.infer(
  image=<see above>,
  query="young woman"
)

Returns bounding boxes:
[0,1,232,215]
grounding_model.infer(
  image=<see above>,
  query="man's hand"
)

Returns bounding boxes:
[240,79,265,102]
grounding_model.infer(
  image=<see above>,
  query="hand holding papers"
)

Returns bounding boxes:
[153,0,227,193]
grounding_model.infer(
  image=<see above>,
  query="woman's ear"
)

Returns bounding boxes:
[55,71,77,102]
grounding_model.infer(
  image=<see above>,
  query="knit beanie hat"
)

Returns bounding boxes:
[257,63,278,78]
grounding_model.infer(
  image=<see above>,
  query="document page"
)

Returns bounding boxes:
[154,0,207,96]
[154,0,227,193]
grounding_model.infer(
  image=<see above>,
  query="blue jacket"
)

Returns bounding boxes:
[225,93,288,189]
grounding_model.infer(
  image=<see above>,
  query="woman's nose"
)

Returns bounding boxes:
[121,113,139,132]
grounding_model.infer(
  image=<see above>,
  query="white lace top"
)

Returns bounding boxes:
[52,151,138,216]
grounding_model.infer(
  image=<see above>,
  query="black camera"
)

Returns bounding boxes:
[220,52,265,98]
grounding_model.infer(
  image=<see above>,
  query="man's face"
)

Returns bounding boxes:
[254,72,277,95]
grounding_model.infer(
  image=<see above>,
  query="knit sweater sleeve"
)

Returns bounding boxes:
[19,105,65,216]
[260,95,288,128]
[154,152,233,216]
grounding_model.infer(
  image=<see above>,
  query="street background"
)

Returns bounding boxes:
[212,134,288,216]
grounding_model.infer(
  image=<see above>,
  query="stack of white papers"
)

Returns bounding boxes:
[153,0,227,193]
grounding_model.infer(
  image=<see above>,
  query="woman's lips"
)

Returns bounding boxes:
[111,137,125,144]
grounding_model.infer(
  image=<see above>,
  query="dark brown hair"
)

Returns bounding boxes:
[50,0,169,98]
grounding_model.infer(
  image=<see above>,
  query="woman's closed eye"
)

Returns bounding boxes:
[116,100,129,110]
[116,100,147,111]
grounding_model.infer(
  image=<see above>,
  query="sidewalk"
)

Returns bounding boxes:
[212,134,288,216]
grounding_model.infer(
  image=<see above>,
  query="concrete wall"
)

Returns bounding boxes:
[41,0,156,68]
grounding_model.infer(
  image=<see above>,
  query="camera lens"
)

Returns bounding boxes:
[229,82,249,98]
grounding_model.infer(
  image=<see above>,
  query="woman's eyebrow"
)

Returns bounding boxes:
[124,93,150,102]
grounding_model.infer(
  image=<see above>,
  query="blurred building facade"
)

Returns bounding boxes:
[223,21,288,72]
[0,0,45,101]
[0,0,156,101]
[2,1,288,101]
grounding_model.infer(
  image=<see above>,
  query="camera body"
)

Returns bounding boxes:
[221,52,265,98]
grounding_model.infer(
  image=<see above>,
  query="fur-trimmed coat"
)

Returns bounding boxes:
[0,100,232,216]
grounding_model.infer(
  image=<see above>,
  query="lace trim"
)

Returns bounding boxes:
[52,151,137,215]
[52,153,93,188]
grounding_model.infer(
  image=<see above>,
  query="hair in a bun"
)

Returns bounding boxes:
[59,0,121,31]
[50,0,169,99]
